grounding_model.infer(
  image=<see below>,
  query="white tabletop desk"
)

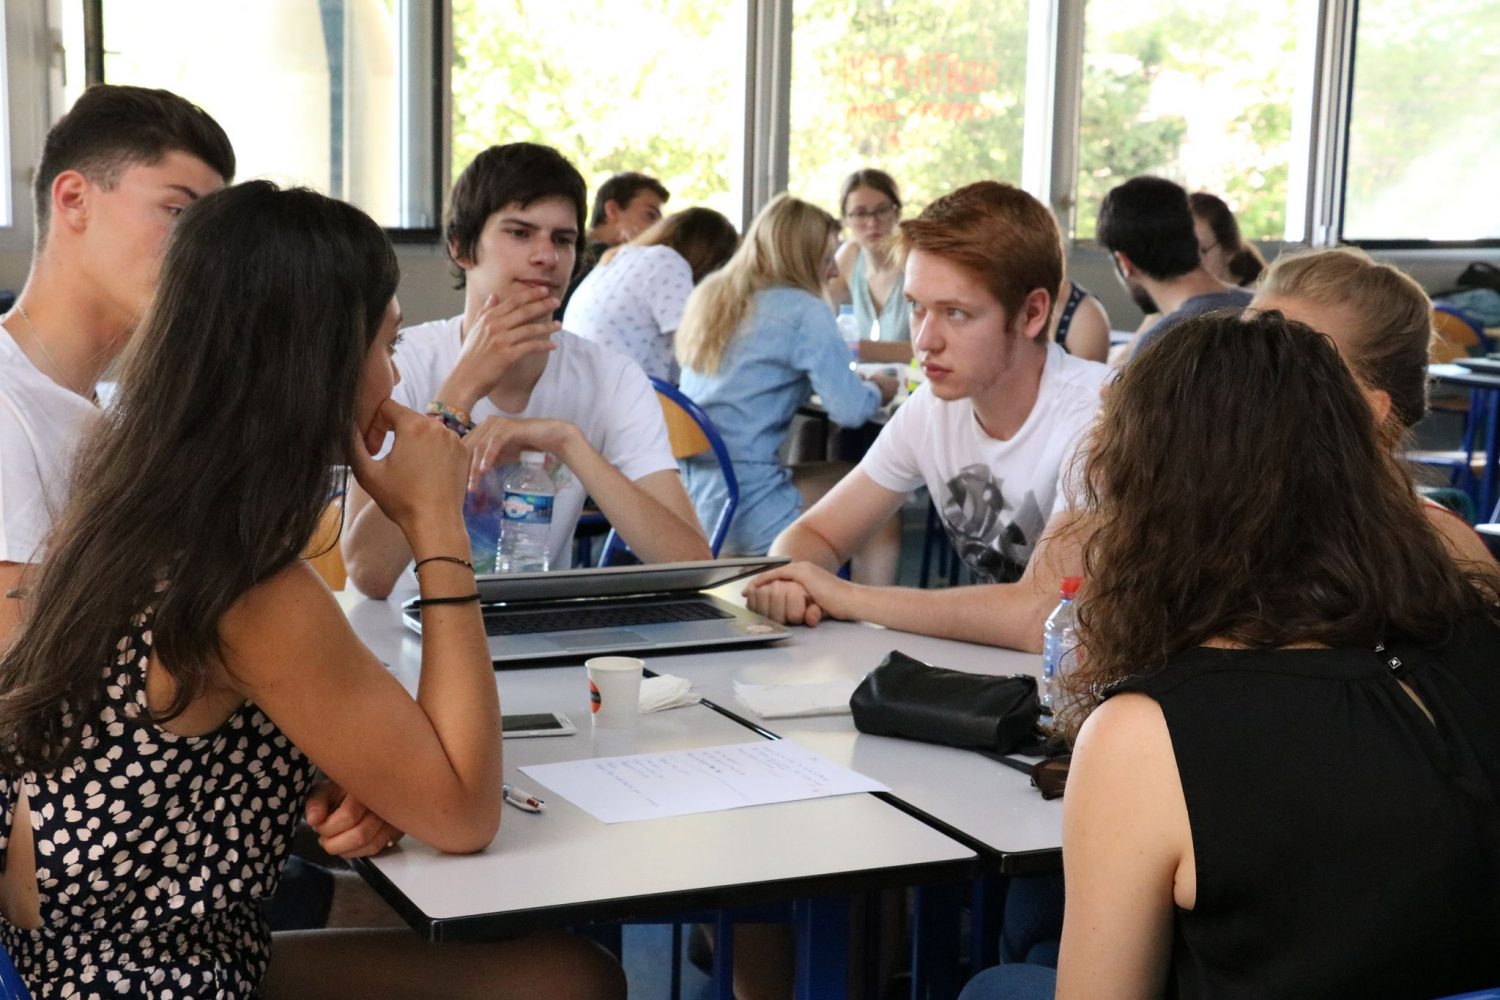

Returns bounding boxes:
[339,592,976,948]
[643,603,1064,876]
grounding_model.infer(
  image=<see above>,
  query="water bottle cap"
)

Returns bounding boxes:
[520,450,546,465]
[1060,576,1083,599]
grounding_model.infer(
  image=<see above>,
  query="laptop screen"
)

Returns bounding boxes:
[472,556,789,605]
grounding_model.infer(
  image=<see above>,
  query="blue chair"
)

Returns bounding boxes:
[599,377,739,564]
[0,941,29,1000]
[1411,305,1494,509]
[1435,991,1500,999]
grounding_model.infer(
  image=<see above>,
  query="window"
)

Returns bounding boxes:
[76,0,440,233]
[450,0,744,225]
[1342,0,1500,243]
[0,0,12,229]
[788,0,1029,215]
[1075,0,1312,242]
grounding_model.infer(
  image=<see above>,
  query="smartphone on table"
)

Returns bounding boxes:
[501,712,576,738]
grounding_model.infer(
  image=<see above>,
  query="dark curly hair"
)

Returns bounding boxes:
[1056,309,1500,739]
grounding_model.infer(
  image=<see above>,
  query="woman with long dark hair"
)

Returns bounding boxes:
[1052,311,1500,999]
[0,182,621,998]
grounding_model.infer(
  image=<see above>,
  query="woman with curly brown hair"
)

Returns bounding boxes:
[1051,310,1500,1000]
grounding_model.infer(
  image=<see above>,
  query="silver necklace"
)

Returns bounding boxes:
[9,305,96,401]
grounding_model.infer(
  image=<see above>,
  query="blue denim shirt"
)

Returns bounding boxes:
[680,286,881,555]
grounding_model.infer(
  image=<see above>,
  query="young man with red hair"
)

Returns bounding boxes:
[745,181,1109,651]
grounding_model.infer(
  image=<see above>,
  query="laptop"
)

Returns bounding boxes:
[400,557,792,665]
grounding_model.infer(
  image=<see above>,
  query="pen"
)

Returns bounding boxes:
[502,783,546,813]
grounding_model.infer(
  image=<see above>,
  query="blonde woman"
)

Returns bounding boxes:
[1251,247,1494,566]
[677,195,898,556]
[563,207,739,383]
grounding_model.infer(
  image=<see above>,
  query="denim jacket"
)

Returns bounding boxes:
[679,286,881,554]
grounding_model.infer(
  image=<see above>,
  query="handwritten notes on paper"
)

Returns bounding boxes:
[519,741,889,824]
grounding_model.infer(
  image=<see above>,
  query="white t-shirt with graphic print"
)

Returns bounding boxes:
[562,244,694,384]
[859,342,1109,583]
[391,318,676,572]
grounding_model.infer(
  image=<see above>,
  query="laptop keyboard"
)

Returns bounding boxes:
[480,598,732,636]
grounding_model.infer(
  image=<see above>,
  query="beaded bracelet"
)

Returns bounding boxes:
[414,555,474,573]
[426,400,474,437]
[409,592,482,607]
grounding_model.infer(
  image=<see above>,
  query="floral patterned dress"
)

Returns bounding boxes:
[0,612,318,998]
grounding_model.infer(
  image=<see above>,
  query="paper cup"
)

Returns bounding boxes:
[586,656,644,729]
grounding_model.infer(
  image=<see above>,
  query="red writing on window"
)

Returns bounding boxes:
[839,52,999,97]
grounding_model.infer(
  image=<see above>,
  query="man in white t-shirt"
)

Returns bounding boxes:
[745,181,1110,652]
[0,90,409,887]
[0,85,234,640]
[343,143,708,598]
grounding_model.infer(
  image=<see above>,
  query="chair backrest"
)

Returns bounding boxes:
[1432,304,1484,362]
[650,377,739,557]
[595,378,740,564]
[302,497,347,590]
[658,394,713,460]
[0,938,30,999]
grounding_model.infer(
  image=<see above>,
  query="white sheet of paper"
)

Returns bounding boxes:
[520,740,889,823]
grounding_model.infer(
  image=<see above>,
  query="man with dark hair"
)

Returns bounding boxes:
[3,86,420,926]
[588,171,670,248]
[343,144,707,599]
[560,171,671,312]
[0,85,233,638]
[1097,176,1254,361]
[745,181,1110,651]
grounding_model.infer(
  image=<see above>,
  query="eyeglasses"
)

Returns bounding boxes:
[846,204,897,223]
[1199,240,1219,255]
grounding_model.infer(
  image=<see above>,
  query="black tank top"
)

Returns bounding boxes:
[1111,613,1500,1000]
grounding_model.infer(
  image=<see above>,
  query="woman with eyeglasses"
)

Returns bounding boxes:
[1043,310,1500,999]
[1190,191,1264,289]
[828,169,912,362]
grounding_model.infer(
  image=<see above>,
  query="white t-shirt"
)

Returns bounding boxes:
[0,328,99,563]
[391,318,676,570]
[562,245,694,384]
[860,342,1110,584]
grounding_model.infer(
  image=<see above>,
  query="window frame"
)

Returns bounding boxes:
[1336,0,1500,250]
[0,0,51,254]
[79,0,446,243]
[55,0,1500,253]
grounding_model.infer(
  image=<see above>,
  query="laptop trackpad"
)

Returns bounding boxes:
[544,630,650,650]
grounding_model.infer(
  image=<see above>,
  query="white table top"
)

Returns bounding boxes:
[341,592,977,940]
[642,604,1064,874]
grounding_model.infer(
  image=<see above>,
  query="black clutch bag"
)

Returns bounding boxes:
[849,650,1042,756]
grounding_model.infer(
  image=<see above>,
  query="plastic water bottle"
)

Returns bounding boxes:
[836,304,860,362]
[498,451,553,573]
[1040,576,1083,714]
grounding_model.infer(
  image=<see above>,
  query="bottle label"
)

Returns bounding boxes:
[463,469,506,571]
[502,491,554,525]
[1041,631,1062,680]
